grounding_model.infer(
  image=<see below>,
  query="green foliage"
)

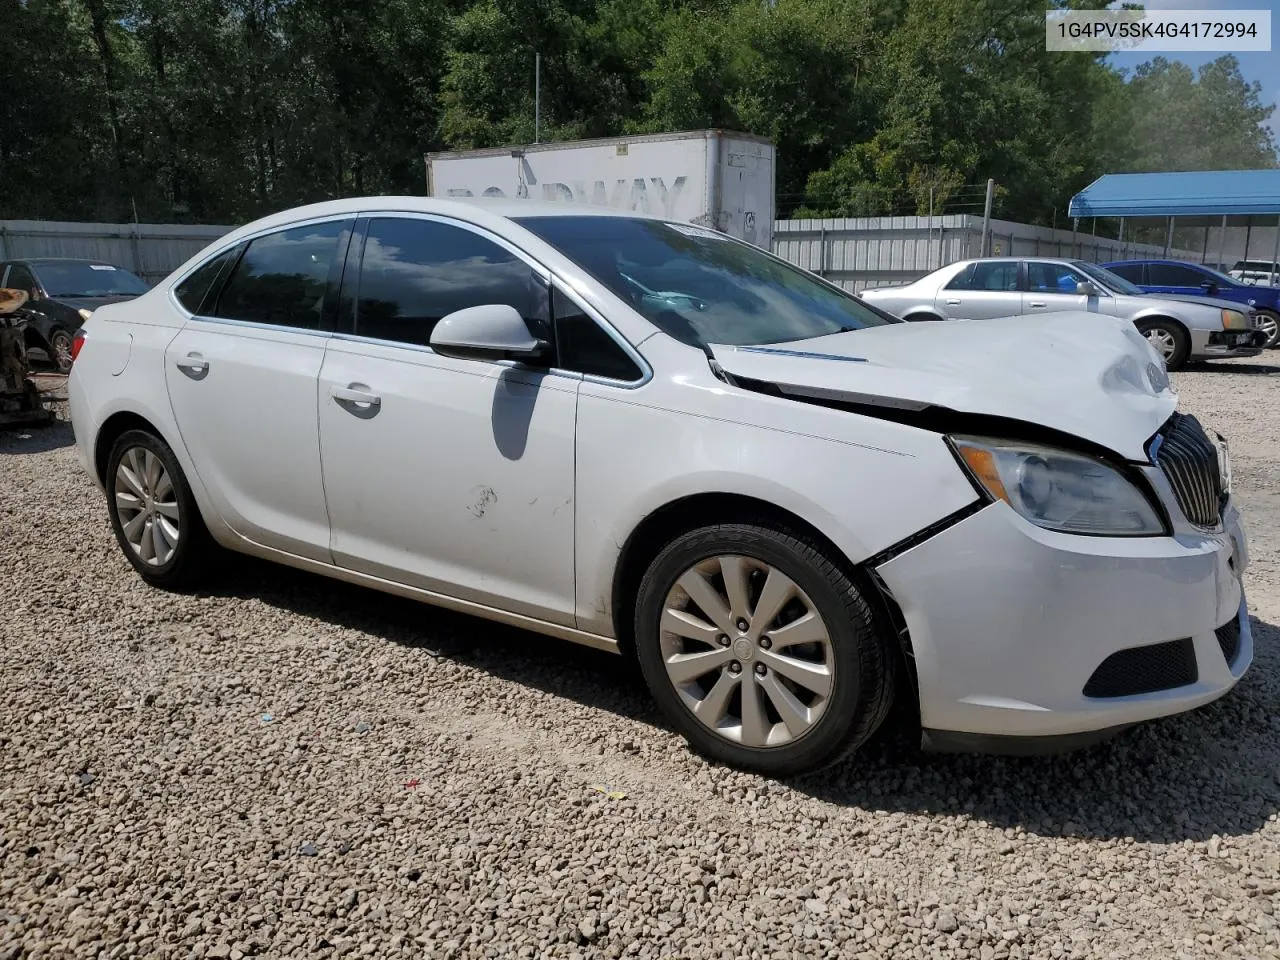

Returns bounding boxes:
[2,0,1276,225]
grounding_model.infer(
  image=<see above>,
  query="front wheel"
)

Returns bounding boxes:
[48,328,73,373]
[1252,309,1280,349]
[105,429,217,589]
[633,522,896,776]
[1135,319,1190,370]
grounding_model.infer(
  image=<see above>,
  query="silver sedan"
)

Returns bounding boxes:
[859,257,1264,370]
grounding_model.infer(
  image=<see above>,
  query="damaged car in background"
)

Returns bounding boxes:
[67,199,1252,775]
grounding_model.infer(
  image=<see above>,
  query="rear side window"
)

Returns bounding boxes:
[946,262,1017,291]
[1147,264,1206,286]
[175,246,240,315]
[5,264,37,296]
[210,220,348,330]
[552,287,642,381]
[352,217,549,347]
[1105,263,1144,283]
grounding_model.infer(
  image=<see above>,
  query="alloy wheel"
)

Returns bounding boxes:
[659,555,834,748]
[114,447,181,566]
[52,333,72,372]
[1253,312,1279,348]
[1144,327,1177,362]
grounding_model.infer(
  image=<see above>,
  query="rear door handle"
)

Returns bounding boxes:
[175,352,209,379]
[1028,301,1047,308]
[945,298,961,305]
[331,383,381,418]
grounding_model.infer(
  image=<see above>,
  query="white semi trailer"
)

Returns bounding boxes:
[425,130,776,249]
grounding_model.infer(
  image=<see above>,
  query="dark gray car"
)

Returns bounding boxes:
[0,258,149,372]
[860,257,1264,370]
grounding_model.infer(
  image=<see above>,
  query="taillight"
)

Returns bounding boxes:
[70,330,87,363]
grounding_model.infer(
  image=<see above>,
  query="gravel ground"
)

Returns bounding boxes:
[2,358,1278,960]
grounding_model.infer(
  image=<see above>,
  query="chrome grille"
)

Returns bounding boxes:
[1154,413,1223,528]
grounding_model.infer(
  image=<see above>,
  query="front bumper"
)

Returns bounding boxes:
[876,496,1252,747]
[1190,328,1265,358]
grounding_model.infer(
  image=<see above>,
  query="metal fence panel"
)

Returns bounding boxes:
[0,220,234,284]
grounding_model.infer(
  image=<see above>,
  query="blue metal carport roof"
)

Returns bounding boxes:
[1069,170,1280,218]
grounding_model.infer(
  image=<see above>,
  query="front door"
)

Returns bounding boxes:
[164,217,352,562]
[317,214,579,625]
[1021,261,1096,316]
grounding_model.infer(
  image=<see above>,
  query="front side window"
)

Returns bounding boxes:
[352,217,548,347]
[210,220,348,330]
[946,262,1018,292]
[1026,262,1089,293]
[516,215,894,348]
[5,264,37,296]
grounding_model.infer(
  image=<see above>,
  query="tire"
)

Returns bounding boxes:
[105,429,217,590]
[633,522,896,776]
[1135,318,1190,370]
[48,328,73,373]
[1253,309,1280,349]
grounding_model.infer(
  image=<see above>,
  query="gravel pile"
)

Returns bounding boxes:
[2,359,1279,960]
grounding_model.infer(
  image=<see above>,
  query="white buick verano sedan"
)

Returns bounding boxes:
[67,198,1252,775]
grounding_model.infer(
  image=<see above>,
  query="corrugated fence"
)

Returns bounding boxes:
[2,215,1202,290]
[0,220,231,285]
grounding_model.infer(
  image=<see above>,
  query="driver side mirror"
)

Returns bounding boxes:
[1076,281,1099,297]
[429,303,552,364]
[1200,280,1218,294]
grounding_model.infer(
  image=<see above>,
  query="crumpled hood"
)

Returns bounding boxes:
[709,312,1176,461]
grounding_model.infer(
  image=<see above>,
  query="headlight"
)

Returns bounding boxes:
[77,308,93,321]
[1221,308,1248,330]
[951,436,1166,536]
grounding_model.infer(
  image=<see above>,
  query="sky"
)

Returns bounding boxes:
[1107,0,1280,135]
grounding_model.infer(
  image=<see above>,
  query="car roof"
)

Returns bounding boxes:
[1101,259,1209,267]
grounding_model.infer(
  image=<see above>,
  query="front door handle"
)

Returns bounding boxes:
[331,383,381,418]
[175,352,209,379]
[945,298,961,305]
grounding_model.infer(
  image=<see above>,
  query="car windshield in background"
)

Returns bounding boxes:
[515,216,895,347]
[40,263,148,297]
[1074,261,1143,296]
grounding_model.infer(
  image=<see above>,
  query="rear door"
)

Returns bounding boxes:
[164,216,353,562]
[935,261,1022,319]
[1146,263,1212,297]
[1021,261,1095,316]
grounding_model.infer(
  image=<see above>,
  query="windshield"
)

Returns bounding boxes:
[1074,261,1143,296]
[38,262,148,297]
[515,216,896,347]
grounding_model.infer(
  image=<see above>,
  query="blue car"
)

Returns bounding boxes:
[1103,259,1280,349]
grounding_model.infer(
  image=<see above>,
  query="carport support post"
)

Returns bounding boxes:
[1217,215,1228,271]
[1117,217,1125,259]
[1163,216,1174,257]
[1244,216,1253,266]
[1071,218,1078,258]
[1271,214,1280,284]
[1202,224,1210,264]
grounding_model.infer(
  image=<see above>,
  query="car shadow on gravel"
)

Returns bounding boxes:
[0,419,74,454]
[203,557,1279,845]
[1184,360,1280,375]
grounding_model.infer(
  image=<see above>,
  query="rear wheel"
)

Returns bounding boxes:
[1135,318,1190,370]
[633,522,896,776]
[1252,309,1280,349]
[105,429,217,589]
